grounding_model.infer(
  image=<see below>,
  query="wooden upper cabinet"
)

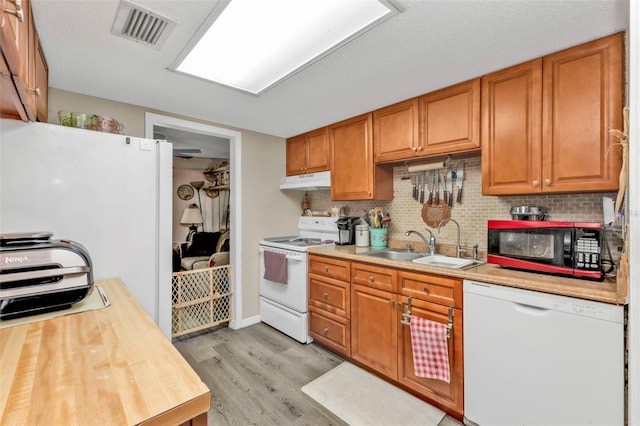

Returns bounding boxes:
[483,32,623,195]
[33,29,48,122]
[330,113,393,200]
[541,32,623,193]
[481,59,543,195]
[285,127,330,176]
[373,97,420,163]
[0,0,47,122]
[419,78,481,156]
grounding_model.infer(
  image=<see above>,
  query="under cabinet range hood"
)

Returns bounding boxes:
[279,171,331,191]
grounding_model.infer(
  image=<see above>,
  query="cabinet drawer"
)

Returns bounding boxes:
[309,255,350,281]
[398,270,462,308]
[309,306,350,357]
[351,262,397,293]
[309,273,349,318]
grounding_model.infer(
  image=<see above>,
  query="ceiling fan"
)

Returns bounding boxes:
[173,148,202,159]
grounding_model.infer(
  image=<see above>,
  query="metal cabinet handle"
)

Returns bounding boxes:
[323,292,328,299]
[29,86,41,97]
[324,266,329,272]
[3,7,23,22]
[323,327,329,335]
[368,276,375,282]
[417,146,423,151]
[423,287,430,294]
[532,180,539,188]
[388,299,394,306]
[411,147,417,151]
[544,179,551,186]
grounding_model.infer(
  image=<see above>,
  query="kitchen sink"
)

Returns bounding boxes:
[412,254,485,269]
[359,249,430,262]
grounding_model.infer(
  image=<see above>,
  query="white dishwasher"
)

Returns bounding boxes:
[463,279,624,426]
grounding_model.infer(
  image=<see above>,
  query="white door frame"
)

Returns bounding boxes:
[145,112,243,332]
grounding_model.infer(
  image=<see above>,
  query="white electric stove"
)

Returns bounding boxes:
[259,216,338,343]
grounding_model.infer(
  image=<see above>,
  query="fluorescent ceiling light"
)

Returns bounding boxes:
[174,0,399,95]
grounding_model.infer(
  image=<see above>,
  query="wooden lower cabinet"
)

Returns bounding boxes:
[309,257,465,418]
[350,283,398,380]
[308,255,351,357]
[397,296,463,416]
[309,305,350,357]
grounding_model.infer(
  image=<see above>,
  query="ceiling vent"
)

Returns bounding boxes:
[111,0,177,50]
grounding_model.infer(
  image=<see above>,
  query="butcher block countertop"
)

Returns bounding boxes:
[308,245,625,305]
[0,278,210,425]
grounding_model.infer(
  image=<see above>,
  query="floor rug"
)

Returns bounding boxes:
[302,362,446,426]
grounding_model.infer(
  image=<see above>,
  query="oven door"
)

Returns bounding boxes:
[259,245,307,312]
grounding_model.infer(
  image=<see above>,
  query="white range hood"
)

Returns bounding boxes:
[279,171,331,191]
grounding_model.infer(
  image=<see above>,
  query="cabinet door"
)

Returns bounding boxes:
[373,98,419,163]
[308,273,349,318]
[350,283,397,380]
[330,113,393,200]
[286,133,307,176]
[308,255,350,281]
[351,261,397,293]
[0,48,26,119]
[0,0,32,121]
[33,29,47,122]
[398,270,461,309]
[309,305,350,357]
[542,32,623,192]
[481,59,543,195]
[419,78,480,156]
[397,297,463,416]
[305,127,330,173]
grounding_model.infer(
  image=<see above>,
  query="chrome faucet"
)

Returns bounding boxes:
[405,229,436,255]
[437,218,462,257]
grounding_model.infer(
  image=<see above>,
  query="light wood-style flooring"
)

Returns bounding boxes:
[174,323,464,426]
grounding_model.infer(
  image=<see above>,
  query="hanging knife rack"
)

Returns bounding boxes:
[406,158,464,207]
[400,296,453,339]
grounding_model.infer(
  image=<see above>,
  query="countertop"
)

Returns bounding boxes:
[307,245,625,305]
[0,278,210,425]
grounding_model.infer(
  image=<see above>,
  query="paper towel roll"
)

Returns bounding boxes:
[407,162,446,173]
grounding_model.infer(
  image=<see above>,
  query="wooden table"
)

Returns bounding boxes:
[0,278,210,425]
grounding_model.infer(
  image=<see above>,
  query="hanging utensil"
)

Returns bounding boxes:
[442,170,448,205]
[427,170,433,206]
[456,163,465,203]
[447,168,454,207]
[419,172,425,204]
[434,170,440,205]
[412,175,418,200]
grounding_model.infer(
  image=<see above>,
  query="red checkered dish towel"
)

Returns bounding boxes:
[409,316,450,383]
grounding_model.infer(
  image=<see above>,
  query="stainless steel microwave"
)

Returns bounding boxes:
[487,220,604,281]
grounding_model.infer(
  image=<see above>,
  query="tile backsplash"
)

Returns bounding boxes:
[306,155,621,258]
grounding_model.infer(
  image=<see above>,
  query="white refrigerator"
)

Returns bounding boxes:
[0,119,173,337]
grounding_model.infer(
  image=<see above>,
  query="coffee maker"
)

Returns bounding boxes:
[335,216,360,246]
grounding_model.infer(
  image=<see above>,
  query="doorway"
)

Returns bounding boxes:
[144,112,243,334]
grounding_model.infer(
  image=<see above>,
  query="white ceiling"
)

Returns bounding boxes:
[33,0,629,139]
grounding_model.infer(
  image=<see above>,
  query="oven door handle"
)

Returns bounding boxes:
[259,247,304,262]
